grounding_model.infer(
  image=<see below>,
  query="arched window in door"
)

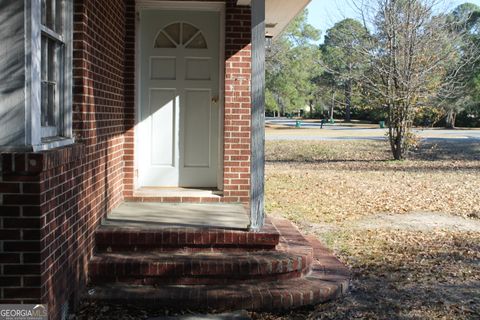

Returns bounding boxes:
[154,22,207,49]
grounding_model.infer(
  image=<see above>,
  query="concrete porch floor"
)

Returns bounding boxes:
[104,202,250,230]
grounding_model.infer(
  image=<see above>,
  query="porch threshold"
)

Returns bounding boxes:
[105,202,250,230]
[129,187,223,203]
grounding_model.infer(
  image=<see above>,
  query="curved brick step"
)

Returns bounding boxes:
[89,250,311,285]
[85,263,349,312]
[86,217,350,312]
[95,222,279,252]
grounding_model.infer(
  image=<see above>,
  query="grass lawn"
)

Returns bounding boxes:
[259,139,480,320]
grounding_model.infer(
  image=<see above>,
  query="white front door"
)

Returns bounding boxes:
[138,9,221,187]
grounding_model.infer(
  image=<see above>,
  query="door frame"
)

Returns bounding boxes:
[134,1,226,190]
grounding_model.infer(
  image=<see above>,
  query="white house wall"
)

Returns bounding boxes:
[0,0,27,148]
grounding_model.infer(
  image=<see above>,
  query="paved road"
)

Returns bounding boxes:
[266,118,480,141]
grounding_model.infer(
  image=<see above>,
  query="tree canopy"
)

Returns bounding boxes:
[265,10,321,116]
[265,1,480,159]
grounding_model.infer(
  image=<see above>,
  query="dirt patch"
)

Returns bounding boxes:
[354,212,480,231]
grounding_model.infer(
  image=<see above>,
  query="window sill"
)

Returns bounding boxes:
[32,137,75,152]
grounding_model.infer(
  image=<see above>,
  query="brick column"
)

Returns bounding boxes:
[223,2,252,204]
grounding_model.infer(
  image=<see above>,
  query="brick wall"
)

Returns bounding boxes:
[0,146,86,310]
[0,0,252,318]
[0,0,130,319]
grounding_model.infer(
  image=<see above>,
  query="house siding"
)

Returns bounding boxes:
[0,1,252,319]
[0,0,27,146]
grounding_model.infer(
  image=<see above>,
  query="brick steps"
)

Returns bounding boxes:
[85,266,347,312]
[86,217,350,311]
[89,250,310,285]
[95,222,279,252]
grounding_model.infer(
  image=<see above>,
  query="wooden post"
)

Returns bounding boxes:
[250,0,265,231]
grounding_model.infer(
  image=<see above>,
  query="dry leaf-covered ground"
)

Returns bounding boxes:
[266,140,480,223]
[259,139,480,320]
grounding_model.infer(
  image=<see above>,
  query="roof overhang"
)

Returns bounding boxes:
[237,0,311,38]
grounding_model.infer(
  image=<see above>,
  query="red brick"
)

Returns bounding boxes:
[3,194,41,205]
[0,277,21,287]
[0,206,20,216]
[23,253,41,264]
[22,183,41,194]
[4,264,41,275]
[4,241,41,252]
[0,183,20,193]
[3,218,41,229]
[0,253,21,263]
[4,288,41,299]
[13,154,26,172]
[22,206,42,217]
[23,276,41,287]
[0,230,21,240]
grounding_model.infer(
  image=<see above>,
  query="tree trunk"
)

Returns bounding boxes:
[445,110,456,129]
[388,103,408,161]
[330,91,335,121]
[345,79,352,122]
[389,133,405,160]
[309,99,314,118]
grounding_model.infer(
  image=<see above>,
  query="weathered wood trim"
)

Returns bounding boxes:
[26,0,42,146]
[62,0,74,141]
[250,0,266,231]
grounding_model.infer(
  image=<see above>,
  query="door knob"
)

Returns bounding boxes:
[211,96,219,103]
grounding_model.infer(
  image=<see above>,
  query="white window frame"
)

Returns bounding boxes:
[26,0,74,151]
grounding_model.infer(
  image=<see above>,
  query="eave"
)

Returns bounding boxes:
[237,0,312,38]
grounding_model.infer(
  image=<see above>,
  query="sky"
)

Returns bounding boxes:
[307,0,480,43]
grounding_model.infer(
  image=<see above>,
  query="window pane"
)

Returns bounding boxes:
[155,31,176,48]
[182,23,199,45]
[48,39,57,83]
[41,35,48,81]
[41,0,47,26]
[55,0,63,34]
[47,82,56,126]
[41,82,56,127]
[186,33,207,49]
[41,81,48,126]
[164,23,180,45]
[47,0,55,29]
[41,37,62,132]
[42,0,62,33]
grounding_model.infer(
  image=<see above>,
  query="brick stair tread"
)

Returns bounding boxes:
[89,250,309,280]
[95,220,280,250]
[85,265,348,312]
